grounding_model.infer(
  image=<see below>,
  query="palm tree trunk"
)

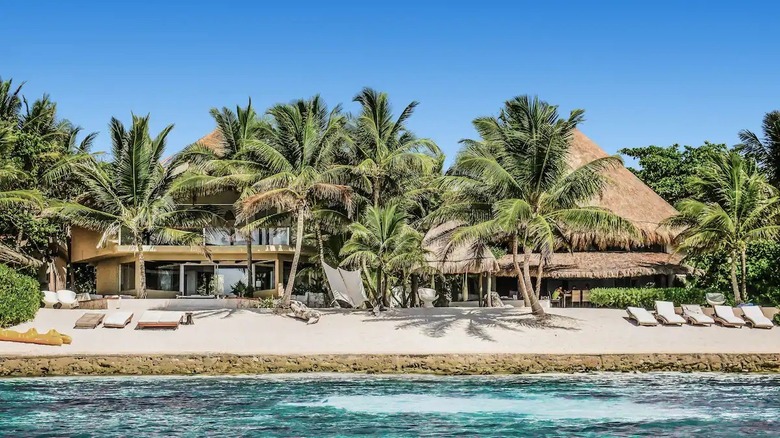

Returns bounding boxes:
[410,274,418,307]
[512,234,532,307]
[730,250,741,304]
[315,224,334,304]
[282,209,305,307]
[523,248,545,316]
[135,241,147,299]
[245,227,254,298]
[373,177,380,208]
[740,246,748,302]
[534,259,544,299]
[375,267,383,307]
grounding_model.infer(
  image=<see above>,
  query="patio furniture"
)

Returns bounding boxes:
[183,312,194,325]
[418,288,437,308]
[626,307,658,326]
[103,311,134,328]
[681,304,715,326]
[654,301,685,326]
[136,311,185,329]
[571,290,582,307]
[74,313,105,329]
[581,290,590,307]
[705,293,726,306]
[713,306,746,328]
[56,290,80,309]
[741,306,774,329]
[42,291,59,308]
[323,263,370,308]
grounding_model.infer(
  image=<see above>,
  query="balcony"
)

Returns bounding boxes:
[119,227,291,247]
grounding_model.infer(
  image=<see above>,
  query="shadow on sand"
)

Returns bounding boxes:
[362,308,580,342]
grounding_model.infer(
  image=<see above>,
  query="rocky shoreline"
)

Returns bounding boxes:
[1,353,779,377]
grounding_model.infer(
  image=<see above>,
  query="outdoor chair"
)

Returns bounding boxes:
[741,306,774,329]
[56,290,80,309]
[626,307,658,326]
[681,304,714,326]
[103,311,134,328]
[42,291,59,308]
[713,306,746,328]
[654,301,685,325]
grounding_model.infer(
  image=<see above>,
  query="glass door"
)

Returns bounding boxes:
[182,265,216,296]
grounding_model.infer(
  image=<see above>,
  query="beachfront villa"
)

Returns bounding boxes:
[424,130,692,303]
[69,130,296,298]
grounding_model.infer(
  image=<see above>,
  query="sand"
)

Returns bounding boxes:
[1,301,778,357]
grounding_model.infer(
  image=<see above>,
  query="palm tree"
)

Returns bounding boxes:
[236,96,352,307]
[436,96,636,315]
[176,100,265,296]
[341,203,425,306]
[666,151,780,303]
[349,88,441,208]
[47,115,218,298]
[739,111,780,187]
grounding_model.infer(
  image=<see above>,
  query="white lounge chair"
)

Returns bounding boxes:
[626,307,658,326]
[713,306,746,328]
[741,306,774,329]
[654,301,686,326]
[103,311,134,328]
[137,311,184,329]
[42,291,59,308]
[681,304,715,326]
[56,290,80,309]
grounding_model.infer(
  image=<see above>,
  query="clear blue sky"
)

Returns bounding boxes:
[4,1,778,166]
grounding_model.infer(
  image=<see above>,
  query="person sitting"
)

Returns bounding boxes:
[551,287,564,307]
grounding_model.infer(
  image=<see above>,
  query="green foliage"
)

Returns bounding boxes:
[254,297,278,308]
[620,142,727,205]
[589,287,718,309]
[773,312,780,326]
[0,264,41,327]
[738,110,780,187]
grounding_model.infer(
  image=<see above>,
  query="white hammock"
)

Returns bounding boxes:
[323,263,370,308]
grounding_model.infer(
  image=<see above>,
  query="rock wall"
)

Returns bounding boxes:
[1,354,779,377]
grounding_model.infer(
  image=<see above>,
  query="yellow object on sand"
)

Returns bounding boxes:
[0,328,72,346]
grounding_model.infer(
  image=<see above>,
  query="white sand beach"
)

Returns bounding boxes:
[2,301,778,357]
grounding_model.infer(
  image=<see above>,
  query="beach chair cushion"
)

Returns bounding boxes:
[714,306,746,326]
[137,311,184,328]
[741,306,774,329]
[103,311,134,328]
[654,301,686,325]
[681,304,715,325]
[74,313,105,329]
[627,307,658,326]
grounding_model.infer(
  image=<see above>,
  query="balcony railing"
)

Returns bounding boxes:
[119,227,291,246]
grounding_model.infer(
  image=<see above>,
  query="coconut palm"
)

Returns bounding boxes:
[436,96,636,315]
[349,88,442,208]
[341,203,425,306]
[666,151,780,303]
[176,100,266,296]
[47,114,218,298]
[739,111,780,187]
[236,96,352,306]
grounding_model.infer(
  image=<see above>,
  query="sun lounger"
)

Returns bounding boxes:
[136,311,184,329]
[713,305,746,328]
[627,307,658,326]
[56,290,80,309]
[681,304,714,326]
[103,311,134,328]
[42,291,59,308]
[654,301,686,325]
[741,306,774,329]
[74,313,105,329]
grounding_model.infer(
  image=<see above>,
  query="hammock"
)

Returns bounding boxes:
[323,263,370,308]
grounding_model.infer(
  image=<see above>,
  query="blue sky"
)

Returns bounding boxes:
[4,1,779,166]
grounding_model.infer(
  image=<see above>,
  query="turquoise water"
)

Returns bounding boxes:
[1,373,778,437]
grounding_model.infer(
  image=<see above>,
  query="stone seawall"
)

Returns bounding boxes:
[2,354,779,377]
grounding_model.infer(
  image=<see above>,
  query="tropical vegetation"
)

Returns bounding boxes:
[2,73,780,318]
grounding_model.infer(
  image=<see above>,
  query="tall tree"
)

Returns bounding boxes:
[666,151,780,303]
[176,100,266,296]
[236,96,352,307]
[349,88,441,209]
[739,111,780,187]
[47,115,217,298]
[436,96,635,315]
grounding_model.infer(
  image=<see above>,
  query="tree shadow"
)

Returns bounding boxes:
[362,308,580,342]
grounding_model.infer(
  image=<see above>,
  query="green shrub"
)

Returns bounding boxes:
[773,312,780,326]
[589,287,714,309]
[0,264,41,327]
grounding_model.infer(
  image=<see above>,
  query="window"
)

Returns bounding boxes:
[254,261,275,290]
[120,262,135,291]
[145,262,181,292]
[218,266,249,296]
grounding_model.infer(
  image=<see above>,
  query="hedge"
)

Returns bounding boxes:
[588,287,723,309]
[0,264,41,327]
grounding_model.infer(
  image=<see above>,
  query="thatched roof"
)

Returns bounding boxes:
[569,130,677,244]
[423,130,684,276]
[423,222,499,274]
[495,251,690,279]
[195,129,224,153]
